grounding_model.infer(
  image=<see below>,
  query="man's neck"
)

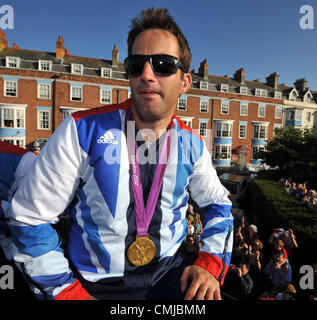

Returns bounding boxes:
[131,107,173,142]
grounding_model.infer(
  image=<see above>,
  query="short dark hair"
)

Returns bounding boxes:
[127,7,192,73]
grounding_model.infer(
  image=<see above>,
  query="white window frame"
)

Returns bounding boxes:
[252,145,266,160]
[221,101,229,115]
[6,56,20,68]
[37,110,51,130]
[221,84,229,92]
[177,97,187,111]
[71,63,84,75]
[255,88,267,97]
[200,100,209,113]
[37,83,51,99]
[101,68,112,78]
[240,102,248,116]
[253,123,268,140]
[199,121,208,137]
[239,123,247,139]
[275,106,282,119]
[100,89,112,104]
[215,121,233,138]
[274,91,282,99]
[258,104,266,118]
[38,60,52,72]
[303,92,313,103]
[70,86,83,102]
[0,138,25,147]
[240,86,248,95]
[306,112,311,122]
[4,80,18,97]
[289,89,298,101]
[295,109,302,122]
[178,116,193,128]
[214,144,232,160]
[0,107,25,129]
[200,81,208,90]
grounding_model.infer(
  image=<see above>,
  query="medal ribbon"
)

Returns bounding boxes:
[126,112,171,237]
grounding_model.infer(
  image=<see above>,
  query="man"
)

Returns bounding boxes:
[9,7,233,300]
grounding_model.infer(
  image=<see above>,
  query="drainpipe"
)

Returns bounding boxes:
[117,89,120,104]
[51,74,58,133]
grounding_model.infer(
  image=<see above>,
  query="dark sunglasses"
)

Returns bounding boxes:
[124,54,184,77]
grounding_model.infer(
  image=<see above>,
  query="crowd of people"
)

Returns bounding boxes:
[184,200,317,301]
[278,177,317,213]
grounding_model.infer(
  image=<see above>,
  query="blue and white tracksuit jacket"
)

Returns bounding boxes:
[0,141,36,260]
[9,99,233,300]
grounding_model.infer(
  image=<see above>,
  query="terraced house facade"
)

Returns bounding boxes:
[0,30,316,169]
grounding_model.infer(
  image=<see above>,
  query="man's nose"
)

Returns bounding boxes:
[140,61,156,81]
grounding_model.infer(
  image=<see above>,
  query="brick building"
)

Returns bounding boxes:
[0,31,314,169]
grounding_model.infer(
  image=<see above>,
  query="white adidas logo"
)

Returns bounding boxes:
[97,131,118,144]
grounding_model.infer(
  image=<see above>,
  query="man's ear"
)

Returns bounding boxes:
[180,73,192,95]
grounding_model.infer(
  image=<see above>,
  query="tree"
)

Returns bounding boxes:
[259,126,317,187]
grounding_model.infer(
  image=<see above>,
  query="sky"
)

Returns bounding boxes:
[2,0,317,90]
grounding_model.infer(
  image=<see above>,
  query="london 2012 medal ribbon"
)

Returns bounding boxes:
[126,114,171,266]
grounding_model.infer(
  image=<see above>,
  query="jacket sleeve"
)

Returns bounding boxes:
[9,116,89,300]
[188,143,233,286]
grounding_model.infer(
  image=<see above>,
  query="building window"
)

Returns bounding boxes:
[178,117,193,128]
[240,102,248,116]
[39,60,52,71]
[0,107,25,128]
[274,91,282,99]
[221,101,229,115]
[215,121,233,138]
[214,145,232,160]
[200,81,208,90]
[289,90,298,101]
[37,110,50,130]
[239,124,247,139]
[1,138,25,147]
[253,124,268,139]
[71,63,83,75]
[200,100,209,113]
[252,146,266,160]
[4,80,18,97]
[304,94,312,104]
[177,97,187,111]
[221,84,229,92]
[6,57,20,68]
[255,88,267,97]
[240,86,248,95]
[275,106,282,119]
[101,68,112,78]
[306,112,311,122]
[100,89,112,104]
[199,121,208,137]
[38,83,51,99]
[70,86,83,102]
[258,104,266,118]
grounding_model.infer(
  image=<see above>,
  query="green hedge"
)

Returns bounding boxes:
[248,178,317,264]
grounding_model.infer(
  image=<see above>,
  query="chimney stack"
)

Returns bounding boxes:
[266,72,279,89]
[56,35,66,59]
[112,44,119,67]
[198,59,208,80]
[0,30,8,51]
[234,68,245,84]
[294,78,307,92]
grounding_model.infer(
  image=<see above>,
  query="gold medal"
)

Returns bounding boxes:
[127,234,156,266]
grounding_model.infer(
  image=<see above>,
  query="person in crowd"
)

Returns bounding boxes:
[275,284,296,300]
[8,7,233,300]
[193,215,203,248]
[264,250,292,292]
[279,229,298,261]
[222,261,254,300]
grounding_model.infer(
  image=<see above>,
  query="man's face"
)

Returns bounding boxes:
[129,29,191,124]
